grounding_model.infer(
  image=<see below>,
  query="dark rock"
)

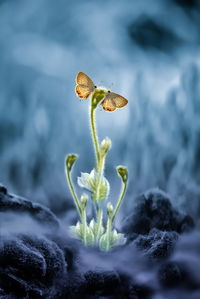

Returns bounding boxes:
[63,272,85,299]
[83,270,121,296]
[122,189,194,239]
[157,227,200,291]
[0,184,60,229]
[129,282,154,299]
[0,185,78,298]
[168,228,200,288]
[158,259,200,290]
[3,185,200,298]
[132,229,178,261]
[50,234,79,272]
[64,269,132,299]
[0,233,67,298]
[65,268,154,299]
[0,183,7,195]
[158,261,184,288]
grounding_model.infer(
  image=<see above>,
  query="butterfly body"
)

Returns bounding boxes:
[75,72,128,111]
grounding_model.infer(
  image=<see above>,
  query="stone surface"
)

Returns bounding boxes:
[122,189,194,239]
[1,183,200,298]
[132,228,179,261]
[158,261,185,288]
[158,226,200,290]
[0,233,67,298]
[64,269,154,299]
[0,183,60,229]
[0,183,76,298]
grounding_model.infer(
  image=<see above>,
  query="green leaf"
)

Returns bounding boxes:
[69,222,82,239]
[89,219,104,241]
[85,227,95,245]
[99,229,126,251]
[69,222,95,246]
[99,233,108,251]
[111,230,126,247]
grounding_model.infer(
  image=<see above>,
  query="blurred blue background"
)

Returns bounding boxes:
[1,0,200,219]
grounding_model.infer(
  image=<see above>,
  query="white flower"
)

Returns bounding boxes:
[78,169,110,202]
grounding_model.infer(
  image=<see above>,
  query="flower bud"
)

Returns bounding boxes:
[100,138,112,155]
[107,202,113,216]
[80,193,88,208]
[66,154,78,171]
[117,166,128,183]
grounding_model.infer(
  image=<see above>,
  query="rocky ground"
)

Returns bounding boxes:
[1,183,200,299]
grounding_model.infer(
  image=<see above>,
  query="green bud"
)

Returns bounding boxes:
[100,138,112,155]
[66,154,78,171]
[117,166,128,183]
[80,193,88,208]
[92,89,108,109]
[107,202,113,216]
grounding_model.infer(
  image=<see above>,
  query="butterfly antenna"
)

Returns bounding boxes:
[98,80,105,88]
[109,82,114,90]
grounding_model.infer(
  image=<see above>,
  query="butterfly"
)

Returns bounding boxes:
[75,72,128,112]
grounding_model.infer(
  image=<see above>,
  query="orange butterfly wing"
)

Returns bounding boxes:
[101,92,128,111]
[75,85,91,99]
[75,72,95,99]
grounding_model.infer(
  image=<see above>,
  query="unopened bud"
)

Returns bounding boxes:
[80,193,88,208]
[66,154,78,171]
[107,202,113,216]
[117,166,128,183]
[100,138,112,155]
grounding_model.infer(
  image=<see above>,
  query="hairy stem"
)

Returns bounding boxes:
[65,167,81,218]
[105,214,112,251]
[97,152,106,173]
[90,102,100,166]
[90,96,107,204]
[96,208,103,243]
[93,153,106,203]
[81,207,87,245]
[112,181,127,222]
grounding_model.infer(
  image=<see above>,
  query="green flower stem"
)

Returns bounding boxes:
[105,213,112,251]
[93,153,106,203]
[90,94,107,204]
[96,208,103,243]
[81,207,87,245]
[65,166,82,218]
[112,181,127,222]
[90,102,100,165]
[98,152,106,173]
